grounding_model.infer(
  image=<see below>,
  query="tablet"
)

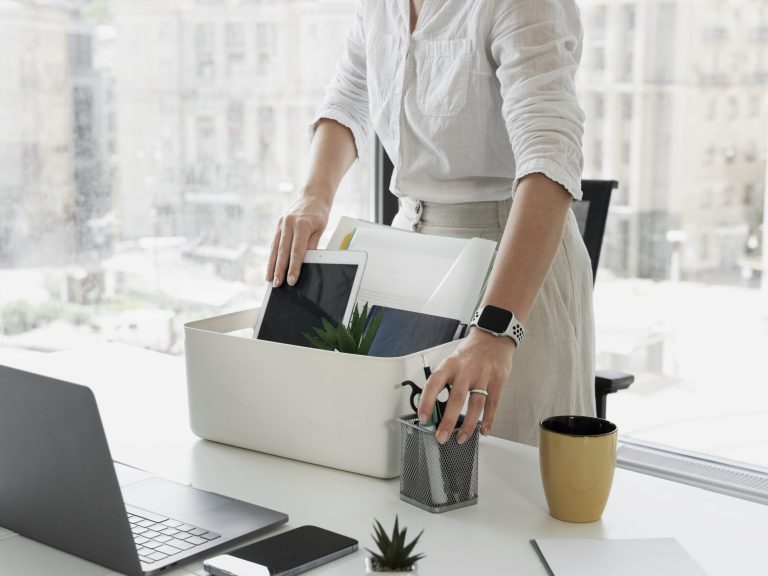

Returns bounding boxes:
[253,249,367,347]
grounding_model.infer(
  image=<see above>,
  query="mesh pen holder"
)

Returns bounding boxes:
[398,415,480,513]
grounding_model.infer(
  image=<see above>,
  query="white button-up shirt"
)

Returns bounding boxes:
[312,0,586,202]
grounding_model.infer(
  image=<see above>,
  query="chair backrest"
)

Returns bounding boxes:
[574,180,617,283]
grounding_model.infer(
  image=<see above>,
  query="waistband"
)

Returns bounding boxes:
[396,196,514,232]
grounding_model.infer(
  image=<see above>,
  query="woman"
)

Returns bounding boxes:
[266,0,594,446]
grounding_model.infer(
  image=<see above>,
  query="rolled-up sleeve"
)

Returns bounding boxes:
[309,0,371,158]
[491,0,585,200]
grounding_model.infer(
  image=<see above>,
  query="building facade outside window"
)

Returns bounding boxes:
[0,0,371,358]
[579,0,768,469]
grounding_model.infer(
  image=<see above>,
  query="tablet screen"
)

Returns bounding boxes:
[256,263,359,347]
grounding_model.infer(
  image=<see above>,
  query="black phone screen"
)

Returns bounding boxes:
[257,263,359,348]
[229,525,358,575]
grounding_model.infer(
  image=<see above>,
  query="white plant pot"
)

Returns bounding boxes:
[365,556,419,575]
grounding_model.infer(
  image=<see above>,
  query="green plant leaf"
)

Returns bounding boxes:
[349,303,364,343]
[303,332,334,351]
[310,326,335,350]
[372,519,391,552]
[358,310,382,355]
[392,516,403,557]
[301,303,382,355]
[367,516,424,570]
[400,529,424,560]
[318,319,339,348]
[359,302,369,331]
[336,326,357,354]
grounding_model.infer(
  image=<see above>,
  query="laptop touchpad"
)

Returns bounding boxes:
[122,477,231,519]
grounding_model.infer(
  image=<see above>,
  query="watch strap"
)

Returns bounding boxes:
[470,307,525,347]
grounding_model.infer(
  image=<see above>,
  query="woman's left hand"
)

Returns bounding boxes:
[418,328,515,444]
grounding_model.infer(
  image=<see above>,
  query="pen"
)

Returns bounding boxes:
[420,355,443,426]
[420,356,454,505]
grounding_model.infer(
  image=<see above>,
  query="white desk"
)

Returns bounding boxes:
[2,343,766,575]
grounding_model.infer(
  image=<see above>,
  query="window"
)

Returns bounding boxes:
[196,23,215,80]
[622,95,633,121]
[621,50,634,82]
[255,22,276,78]
[590,6,607,41]
[624,5,636,35]
[723,144,737,164]
[703,145,716,166]
[653,3,678,83]
[196,115,216,163]
[226,22,246,79]
[705,96,717,119]
[70,32,93,72]
[256,106,275,167]
[593,139,604,173]
[621,6,636,82]
[743,183,756,206]
[745,141,757,163]
[594,94,605,121]
[621,141,631,166]
[577,1,768,470]
[0,2,372,359]
[722,184,734,207]
[592,46,606,75]
[228,101,246,163]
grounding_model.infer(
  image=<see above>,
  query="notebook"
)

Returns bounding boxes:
[530,538,708,576]
[366,306,464,357]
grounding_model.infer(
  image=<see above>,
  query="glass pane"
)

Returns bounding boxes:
[0,1,372,362]
[578,1,768,468]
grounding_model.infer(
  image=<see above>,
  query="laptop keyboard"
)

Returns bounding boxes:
[126,505,221,565]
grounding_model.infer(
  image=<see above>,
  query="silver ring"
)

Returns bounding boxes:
[469,388,489,398]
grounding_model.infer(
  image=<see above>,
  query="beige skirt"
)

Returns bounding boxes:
[391,196,596,446]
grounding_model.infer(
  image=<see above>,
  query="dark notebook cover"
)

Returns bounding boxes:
[367,306,464,357]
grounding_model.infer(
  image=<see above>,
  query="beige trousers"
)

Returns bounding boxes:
[392,197,596,446]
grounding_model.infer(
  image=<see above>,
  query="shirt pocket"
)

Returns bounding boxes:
[366,33,398,106]
[416,39,471,117]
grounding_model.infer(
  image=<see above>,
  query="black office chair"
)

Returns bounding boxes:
[577,180,634,418]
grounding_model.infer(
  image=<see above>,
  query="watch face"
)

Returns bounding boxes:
[478,305,512,334]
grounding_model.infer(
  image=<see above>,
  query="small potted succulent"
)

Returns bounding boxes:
[304,302,382,355]
[364,516,424,574]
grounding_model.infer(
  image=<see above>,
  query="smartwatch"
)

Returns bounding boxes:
[470,305,525,347]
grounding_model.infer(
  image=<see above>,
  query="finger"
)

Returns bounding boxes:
[418,363,451,425]
[480,381,503,436]
[265,223,282,282]
[287,218,312,285]
[307,231,321,250]
[273,217,294,287]
[435,374,470,444]
[457,390,486,444]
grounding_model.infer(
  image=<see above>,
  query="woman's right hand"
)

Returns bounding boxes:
[266,190,331,288]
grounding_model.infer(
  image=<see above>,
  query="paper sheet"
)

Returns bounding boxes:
[531,538,708,576]
[342,220,497,321]
[420,238,497,323]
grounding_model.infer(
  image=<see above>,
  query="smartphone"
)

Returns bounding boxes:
[203,525,358,576]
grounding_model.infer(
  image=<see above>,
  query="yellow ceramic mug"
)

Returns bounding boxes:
[539,415,617,523]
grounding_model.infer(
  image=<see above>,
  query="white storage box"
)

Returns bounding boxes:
[184,308,460,478]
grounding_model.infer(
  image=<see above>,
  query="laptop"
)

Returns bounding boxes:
[0,364,288,576]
